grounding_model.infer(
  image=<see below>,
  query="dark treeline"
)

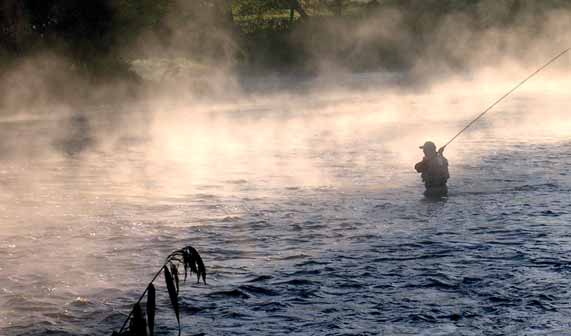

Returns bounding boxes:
[1,0,570,80]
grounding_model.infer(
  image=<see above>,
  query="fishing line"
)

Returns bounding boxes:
[442,48,570,150]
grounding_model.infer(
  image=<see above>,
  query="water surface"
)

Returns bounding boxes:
[1,76,570,335]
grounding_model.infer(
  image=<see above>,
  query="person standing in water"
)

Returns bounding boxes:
[415,141,449,197]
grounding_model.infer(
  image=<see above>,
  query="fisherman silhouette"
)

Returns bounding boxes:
[415,141,449,197]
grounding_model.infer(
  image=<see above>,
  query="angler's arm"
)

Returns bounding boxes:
[415,160,427,173]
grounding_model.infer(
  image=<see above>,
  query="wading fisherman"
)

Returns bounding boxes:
[411,50,570,197]
[415,141,449,197]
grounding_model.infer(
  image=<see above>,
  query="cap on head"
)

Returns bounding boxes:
[419,141,436,151]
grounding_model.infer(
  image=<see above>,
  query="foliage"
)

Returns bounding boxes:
[1,0,571,77]
[234,0,289,16]
[320,0,350,16]
[112,246,206,336]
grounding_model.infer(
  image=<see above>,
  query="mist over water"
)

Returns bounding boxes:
[1,53,570,335]
[1,3,571,333]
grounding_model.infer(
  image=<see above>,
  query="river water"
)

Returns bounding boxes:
[1,72,570,335]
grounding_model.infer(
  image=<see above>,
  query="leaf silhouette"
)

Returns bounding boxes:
[146,284,156,336]
[183,248,198,279]
[182,255,189,282]
[181,247,205,284]
[113,245,207,336]
[190,247,207,284]
[129,303,148,336]
[170,263,180,294]
[164,266,181,335]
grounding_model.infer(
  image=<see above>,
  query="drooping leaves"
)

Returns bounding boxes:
[170,263,180,295]
[192,247,207,285]
[182,253,189,282]
[183,248,198,280]
[180,246,207,284]
[129,303,148,336]
[189,246,207,284]
[113,245,206,336]
[146,284,156,336]
[164,266,181,335]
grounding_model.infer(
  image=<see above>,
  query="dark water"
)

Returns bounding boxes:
[1,87,571,335]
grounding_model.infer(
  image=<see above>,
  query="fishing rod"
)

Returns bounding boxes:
[441,48,570,150]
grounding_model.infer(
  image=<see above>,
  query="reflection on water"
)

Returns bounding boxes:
[1,79,571,335]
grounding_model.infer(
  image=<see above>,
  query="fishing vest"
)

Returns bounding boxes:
[420,156,449,189]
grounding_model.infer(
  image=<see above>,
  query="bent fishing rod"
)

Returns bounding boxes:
[440,48,570,151]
